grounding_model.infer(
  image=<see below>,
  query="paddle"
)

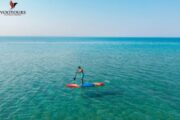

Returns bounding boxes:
[72,72,78,83]
[72,78,76,84]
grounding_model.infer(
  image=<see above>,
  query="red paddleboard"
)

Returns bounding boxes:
[66,84,79,88]
[93,82,104,86]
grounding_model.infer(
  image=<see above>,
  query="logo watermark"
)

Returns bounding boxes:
[0,0,26,16]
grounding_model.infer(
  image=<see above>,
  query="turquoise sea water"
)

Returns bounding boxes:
[0,37,179,120]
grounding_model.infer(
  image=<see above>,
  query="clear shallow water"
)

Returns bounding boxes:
[0,37,180,120]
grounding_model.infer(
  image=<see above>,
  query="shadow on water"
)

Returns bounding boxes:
[81,89,123,98]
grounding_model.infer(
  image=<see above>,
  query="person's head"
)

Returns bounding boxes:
[78,66,81,69]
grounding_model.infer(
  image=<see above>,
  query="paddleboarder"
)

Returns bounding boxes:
[74,66,84,85]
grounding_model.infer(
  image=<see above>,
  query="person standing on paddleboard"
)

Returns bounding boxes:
[74,66,84,85]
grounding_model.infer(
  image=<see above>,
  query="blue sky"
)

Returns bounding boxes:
[0,0,180,37]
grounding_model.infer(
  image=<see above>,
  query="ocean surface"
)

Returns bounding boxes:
[0,37,179,120]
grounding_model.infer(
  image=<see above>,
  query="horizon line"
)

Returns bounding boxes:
[0,36,180,38]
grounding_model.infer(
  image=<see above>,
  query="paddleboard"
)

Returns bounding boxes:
[93,82,104,86]
[66,84,79,88]
[81,83,94,87]
[66,82,104,88]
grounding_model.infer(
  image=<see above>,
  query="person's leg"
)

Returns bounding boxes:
[81,73,84,85]
[81,78,84,85]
